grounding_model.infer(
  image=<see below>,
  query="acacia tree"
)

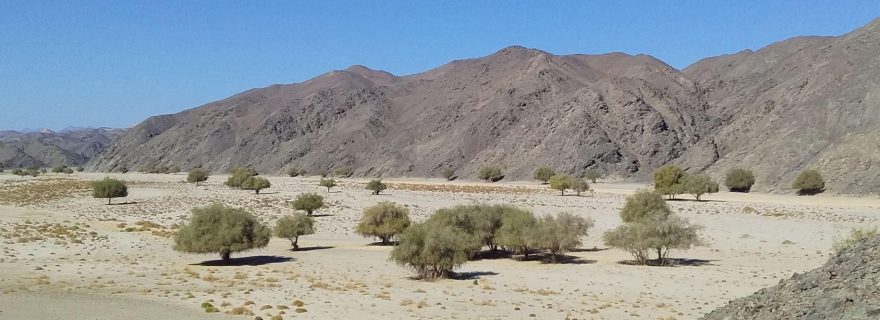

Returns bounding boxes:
[571,178,590,196]
[241,176,271,194]
[287,167,303,177]
[274,213,315,250]
[653,165,685,199]
[225,167,257,188]
[533,166,555,184]
[429,204,506,252]
[681,174,719,201]
[91,177,128,205]
[792,169,825,195]
[549,174,572,196]
[366,179,387,195]
[355,202,411,245]
[319,178,337,192]
[292,192,324,216]
[187,168,209,186]
[390,222,481,281]
[528,212,593,263]
[493,207,537,259]
[724,168,755,192]
[442,168,456,181]
[478,166,504,182]
[173,204,271,262]
[583,170,602,183]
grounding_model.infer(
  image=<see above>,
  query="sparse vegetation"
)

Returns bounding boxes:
[390,222,481,281]
[583,170,602,183]
[653,165,685,199]
[681,174,719,201]
[287,167,303,177]
[275,213,315,250]
[319,178,337,192]
[292,193,325,216]
[724,168,755,192]
[533,166,555,184]
[478,166,504,182]
[571,177,590,196]
[355,201,411,245]
[333,166,353,178]
[366,179,387,195]
[173,203,271,262]
[442,168,456,181]
[91,177,128,205]
[792,169,825,195]
[529,212,593,263]
[187,168,209,185]
[241,176,271,194]
[832,227,878,253]
[225,167,258,188]
[493,207,537,259]
[548,174,572,195]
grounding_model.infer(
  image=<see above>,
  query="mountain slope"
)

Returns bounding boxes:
[89,46,715,179]
[0,128,125,168]
[683,18,880,193]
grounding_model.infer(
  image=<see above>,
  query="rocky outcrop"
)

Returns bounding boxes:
[701,237,880,320]
[0,128,124,168]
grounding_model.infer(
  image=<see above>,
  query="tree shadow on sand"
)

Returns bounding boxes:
[617,258,717,267]
[289,246,334,252]
[192,255,293,266]
[451,271,499,280]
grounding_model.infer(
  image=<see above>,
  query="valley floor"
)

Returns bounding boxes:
[1,173,878,320]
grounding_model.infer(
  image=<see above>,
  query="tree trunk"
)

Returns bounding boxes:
[560,190,564,196]
[291,237,299,250]
[220,250,231,262]
[326,187,331,192]
[380,236,390,245]
[255,189,259,194]
[550,252,557,263]
[108,197,112,205]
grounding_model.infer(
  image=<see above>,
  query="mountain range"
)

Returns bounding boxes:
[79,18,880,194]
[0,128,124,169]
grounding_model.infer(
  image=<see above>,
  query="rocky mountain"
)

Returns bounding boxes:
[701,236,880,320]
[0,128,125,168]
[90,18,880,194]
[682,18,880,193]
[89,47,716,179]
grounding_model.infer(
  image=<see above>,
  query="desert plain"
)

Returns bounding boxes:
[0,172,878,320]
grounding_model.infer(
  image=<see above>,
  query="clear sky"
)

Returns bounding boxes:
[1,1,878,131]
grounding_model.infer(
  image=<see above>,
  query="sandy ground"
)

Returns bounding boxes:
[0,172,878,320]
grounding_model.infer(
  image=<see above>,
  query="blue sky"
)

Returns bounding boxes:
[1,1,878,130]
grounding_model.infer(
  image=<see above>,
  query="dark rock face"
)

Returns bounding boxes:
[701,237,880,320]
[0,128,124,168]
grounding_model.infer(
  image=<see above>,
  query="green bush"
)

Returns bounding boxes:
[333,166,353,178]
[366,179,387,195]
[583,170,602,183]
[76,167,85,172]
[604,190,703,265]
[62,167,74,174]
[225,167,257,188]
[51,165,67,173]
[681,174,719,201]
[173,203,271,262]
[355,202,411,245]
[792,169,825,195]
[528,212,593,263]
[493,207,537,258]
[292,193,324,216]
[319,178,337,192]
[653,165,685,199]
[389,222,481,281]
[478,166,504,182]
[442,168,456,181]
[548,174,572,195]
[533,166,555,184]
[187,168,209,185]
[832,227,879,253]
[287,167,303,177]
[724,168,755,192]
[429,204,506,252]
[571,178,590,196]
[241,176,271,194]
[275,213,315,250]
[91,177,128,205]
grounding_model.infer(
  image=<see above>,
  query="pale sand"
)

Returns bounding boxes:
[1,172,877,319]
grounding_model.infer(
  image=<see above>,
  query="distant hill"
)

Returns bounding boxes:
[0,127,125,169]
[89,18,880,194]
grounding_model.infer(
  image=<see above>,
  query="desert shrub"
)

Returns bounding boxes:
[832,227,879,253]
[241,176,271,194]
[681,174,719,201]
[225,167,257,188]
[442,168,456,181]
[583,170,602,183]
[51,165,67,173]
[292,193,324,216]
[15,168,40,176]
[653,165,685,199]
[287,167,303,177]
[528,212,593,263]
[366,179,387,195]
[604,191,703,265]
[493,207,537,258]
[173,203,271,262]
[355,201,411,245]
[40,168,47,174]
[274,213,315,250]
[571,178,590,196]
[724,168,755,192]
[76,167,84,172]
[533,166,555,184]
[62,168,74,174]
[333,166,353,178]
[619,190,671,223]
[548,174,572,195]
[187,168,209,185]
[319,178,337,192]
[389,222,481,280]
[478,166,504,182]
[429,204,506,251]
[168,165,180,173]
[91,177,128,205]
[792,169,825,195]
